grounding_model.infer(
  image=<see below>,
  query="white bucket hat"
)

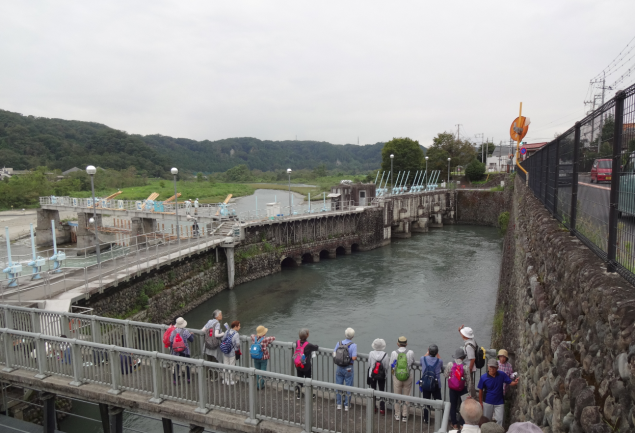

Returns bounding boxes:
[175,317,187,328]
[372,339,386,351]
[460,327,474,339]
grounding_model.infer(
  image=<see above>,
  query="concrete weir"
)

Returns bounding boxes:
[27,188,510,323]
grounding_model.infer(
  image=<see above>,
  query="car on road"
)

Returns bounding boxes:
[591,159,612,183]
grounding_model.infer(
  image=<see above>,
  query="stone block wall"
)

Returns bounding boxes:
[493,175,635,432]
[456,186,511,227]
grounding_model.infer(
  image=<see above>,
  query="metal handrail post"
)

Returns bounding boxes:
[302,378,313,433]
[35,336,49,379]
[91,316,102,344]
[30,310,41,333]
[69,340,83,386]
[149,352,163,404]
[108,346,122,395]
[195,360,209,414]
[365,388,374,433]
[245,367,259,425]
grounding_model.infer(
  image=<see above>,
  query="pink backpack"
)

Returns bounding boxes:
[294,341,308,368]
[448,363,465,391]
[171,330,187,353]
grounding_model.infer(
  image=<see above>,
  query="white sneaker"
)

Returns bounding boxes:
[337,405,342,410]
[402,416,408,422]
[344,406,349,412]
[395,415,400,421]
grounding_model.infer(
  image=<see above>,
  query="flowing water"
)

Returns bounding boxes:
[54,215,501,432]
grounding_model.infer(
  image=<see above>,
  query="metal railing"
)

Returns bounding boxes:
[519,82,635,284]
[0,327,450,433]
[0,227,227,304]
[237,200,374,223]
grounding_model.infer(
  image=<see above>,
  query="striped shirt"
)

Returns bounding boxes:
[497,360,513,395]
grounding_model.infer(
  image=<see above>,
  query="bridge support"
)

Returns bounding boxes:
[428,213,443,228]
[391,221,412,238]
[77,212,103,249]
[312,253,320,263]
[162,418,173,433]
[328,249,337,259]
[41,392,56,433]
[36,209,69,247]
[109,405,124,433]
[225,246,235,289]
[344,246,352,255]
[411,217,429,232]
[99,403,111,433]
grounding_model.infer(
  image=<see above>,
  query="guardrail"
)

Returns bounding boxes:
[1,305,477,408]
[0,327,450,433]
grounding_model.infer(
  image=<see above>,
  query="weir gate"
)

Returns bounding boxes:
[1,190,456,309]
[0,305,451,433]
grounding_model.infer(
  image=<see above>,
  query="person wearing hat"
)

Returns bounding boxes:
[477,358,519,426]
[389,336,415,422]
[444,347,472,429]
[170,317,194,383]
[459,324,477,397]
[367,338,389,414]
[496,349,513,396]
[250,325,276,390]
[333,328,357,410]
[194,198,199,215]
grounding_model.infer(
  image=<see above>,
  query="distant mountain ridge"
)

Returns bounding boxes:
[0,109,424,174]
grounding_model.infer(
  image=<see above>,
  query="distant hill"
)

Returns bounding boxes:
[0,109,425,174]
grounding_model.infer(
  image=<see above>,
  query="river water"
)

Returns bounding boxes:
[57,215,501,432]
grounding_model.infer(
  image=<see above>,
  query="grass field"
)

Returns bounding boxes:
[69,180,255,204]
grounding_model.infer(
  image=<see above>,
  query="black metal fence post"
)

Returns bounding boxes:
[570,122,581,235]
[554,138,560,216]
[607,90,625,272]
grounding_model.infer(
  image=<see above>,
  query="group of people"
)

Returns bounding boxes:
[184,198,199,215]
[163,317,519,429]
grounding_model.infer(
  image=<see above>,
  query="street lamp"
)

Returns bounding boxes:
[447,157,451,186]
[86,165,100,264]
[287,168,292,215]
[171,168,180,242]
[390,154,394,193]
[425,156,429,189]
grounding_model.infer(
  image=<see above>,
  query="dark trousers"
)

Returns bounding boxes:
[173,353,191,382]
[449,388,468,426]
[421,388,442,422]
[368,377,386,410]
[295,369,311,397]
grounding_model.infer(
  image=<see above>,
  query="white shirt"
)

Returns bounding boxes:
[464,339,477,372]
[389,347,415,370]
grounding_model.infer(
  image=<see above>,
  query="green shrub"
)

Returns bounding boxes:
[498,211,510,233]
[466,159,485,181]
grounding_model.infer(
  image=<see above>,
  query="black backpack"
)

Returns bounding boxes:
[370,353,386,380]
[334,341,353,367]
[467,342,486,369]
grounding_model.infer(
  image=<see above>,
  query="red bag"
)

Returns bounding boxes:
[172,331,187,353]
[163,325,175,348]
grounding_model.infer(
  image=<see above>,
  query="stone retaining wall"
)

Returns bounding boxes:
[493,175,635,432]
[456,186,512,227]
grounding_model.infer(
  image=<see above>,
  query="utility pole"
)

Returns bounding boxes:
[455,124,463,141]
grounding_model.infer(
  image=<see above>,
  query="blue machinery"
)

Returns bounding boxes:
[374,169,442,196]
[2,227,22,287]
[26,224,45,280]
[49,220,65,273]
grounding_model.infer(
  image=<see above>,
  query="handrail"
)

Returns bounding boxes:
[0,327,448,433]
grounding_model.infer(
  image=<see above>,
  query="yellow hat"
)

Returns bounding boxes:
[498,349,509,359]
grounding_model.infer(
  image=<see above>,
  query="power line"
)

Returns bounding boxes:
[591,34,635,82]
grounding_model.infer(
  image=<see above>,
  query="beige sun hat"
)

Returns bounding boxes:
[256,325,268,337]
[497,349,509,360]
[175,317,187,328]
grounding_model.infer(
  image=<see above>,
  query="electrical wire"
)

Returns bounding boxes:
[591,34,635,82]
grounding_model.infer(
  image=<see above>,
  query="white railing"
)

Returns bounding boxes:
[0,326,450,433]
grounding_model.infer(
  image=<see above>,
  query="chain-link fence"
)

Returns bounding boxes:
[518,82,635,285]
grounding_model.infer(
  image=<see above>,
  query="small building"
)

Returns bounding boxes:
[329,181,376,209]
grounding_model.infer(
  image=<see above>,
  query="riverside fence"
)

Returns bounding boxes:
[519,82,635,284]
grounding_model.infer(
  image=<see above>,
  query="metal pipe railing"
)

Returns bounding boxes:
[0,327,449,432]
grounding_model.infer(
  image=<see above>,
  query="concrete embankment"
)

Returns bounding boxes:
[493,174,635,431]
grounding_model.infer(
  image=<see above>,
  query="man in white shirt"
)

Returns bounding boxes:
[389,336,415,422]
[459,325,477,397]
[449,398,482,433]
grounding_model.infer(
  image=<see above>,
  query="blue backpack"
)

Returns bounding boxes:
[419,357,440,392]
[220,331,235,355]
[250,336,264,360]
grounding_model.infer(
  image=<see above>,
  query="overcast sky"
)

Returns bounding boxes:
[1,1,634,148]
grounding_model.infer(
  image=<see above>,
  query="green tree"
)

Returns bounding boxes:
[381,138,425,186]
[225,164,252,182]
[465,159,485,181]
[196,172,204,182]
[313,164,327,178]
[426,132,477,181]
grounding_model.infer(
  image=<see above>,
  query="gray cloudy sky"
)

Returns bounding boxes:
[1,1,634,147]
